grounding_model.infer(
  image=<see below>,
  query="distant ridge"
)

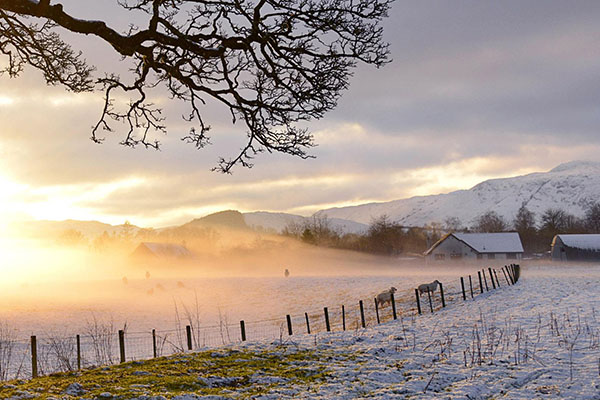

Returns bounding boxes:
[16,161,600,237]
[316,161,600,228]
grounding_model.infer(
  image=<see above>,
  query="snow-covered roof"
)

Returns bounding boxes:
[555,234,600,251]
[425,232,524,255]
[453,232,524,253]
[135,242,192,258]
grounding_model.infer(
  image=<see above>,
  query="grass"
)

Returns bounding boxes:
[0,346,334,399]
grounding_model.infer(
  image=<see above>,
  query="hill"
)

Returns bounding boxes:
[316,161,600,228]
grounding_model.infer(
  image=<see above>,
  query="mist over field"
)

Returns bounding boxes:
[0,222,477,338]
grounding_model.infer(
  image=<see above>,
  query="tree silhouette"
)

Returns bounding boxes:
[0,0,392,171]
[473,211,507,233]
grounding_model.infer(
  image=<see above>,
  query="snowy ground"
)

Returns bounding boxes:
[3,264,600,399]
[234,264,600,399]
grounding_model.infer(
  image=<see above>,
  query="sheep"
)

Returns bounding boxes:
[418,280,440,295]
[376,287,397,307]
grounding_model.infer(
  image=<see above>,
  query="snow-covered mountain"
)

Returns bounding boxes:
[316,161,600,228]
[243,211,368,234]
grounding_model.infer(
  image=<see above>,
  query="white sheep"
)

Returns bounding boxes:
[418,280,440,295]
[376,287,397,307]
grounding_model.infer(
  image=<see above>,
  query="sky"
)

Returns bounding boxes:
[1,0,599,228]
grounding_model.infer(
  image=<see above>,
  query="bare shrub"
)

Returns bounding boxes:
[84,315,117,366]
[0,323,16,380]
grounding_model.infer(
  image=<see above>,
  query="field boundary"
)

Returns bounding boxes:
[0,264,521,381]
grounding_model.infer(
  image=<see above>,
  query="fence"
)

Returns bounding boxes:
[0,264,521,381]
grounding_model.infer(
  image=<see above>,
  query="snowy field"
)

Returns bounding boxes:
[4,263,600,400]
[229,263,600,399]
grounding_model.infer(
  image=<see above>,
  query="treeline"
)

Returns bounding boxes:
[283,202,600,257]
[467,203,600,255]
[57,221,219,253]
[282,215,442,256]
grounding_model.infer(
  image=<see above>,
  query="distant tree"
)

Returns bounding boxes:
[443,217,463,232]
[540,208,568,234]
[585,202,600,233]
[120,220,135,241]
[282,220,304,238]
[296,216,339,247]
[0,0,392,171]
[473,211,507,233]
[92,231,112,252]
[300,228,316,245]
[57,229,87,246]
[537,208,583,251]
[402,227,429,254]
[512,204,537,254]
[364,215,404,255]
[513,204,536,232]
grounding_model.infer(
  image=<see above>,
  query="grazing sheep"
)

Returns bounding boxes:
[418,280,440,295]
[376,287,397,307]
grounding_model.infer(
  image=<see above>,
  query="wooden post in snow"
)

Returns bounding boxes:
[286,315,293,336]
[359,300,366,328]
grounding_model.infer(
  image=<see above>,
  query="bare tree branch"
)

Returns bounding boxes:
[0,0,392,171]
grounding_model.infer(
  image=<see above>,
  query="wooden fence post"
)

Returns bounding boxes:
[469,275,474,298]
[286,315,293,336]
[374,298,380,324]
[305,312,311,334]
[514,264,521,282]
[482,269,489,291]
[31,335,38,378]
[391,292,397,320]
[493,269,500,287]
[427,288,434,313]
[415,289,422,315]
[460,277,466,300]
[478,271,484,294]
[359,300,366,328]
[501,267,510,285]
[118,330,125,363]
[186,325,192,350]
[488,268,496,289]
[439,282,446,308]
[76,334,81,370]
[152,329,157,357]
[240,321,246,342]
[324,307,331,332]
[342,306,346,331]
[509,265,515,284]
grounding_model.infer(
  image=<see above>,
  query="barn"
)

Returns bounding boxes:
[424,232,524,262]
[551,234,600,262]
[130,242,192,260]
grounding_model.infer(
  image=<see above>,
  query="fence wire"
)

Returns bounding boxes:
[0,265,520,381]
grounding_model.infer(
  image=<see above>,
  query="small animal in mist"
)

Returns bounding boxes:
[376,287,397,307]
[418,280,440,295]
[284,268,290,278]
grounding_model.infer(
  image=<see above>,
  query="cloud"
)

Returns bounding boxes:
[1,1,599,226]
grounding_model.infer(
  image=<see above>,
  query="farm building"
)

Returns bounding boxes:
[424,232,523,262]
[551,234,600,262]
[130,242,192,260]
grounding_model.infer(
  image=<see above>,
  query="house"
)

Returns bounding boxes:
[130,242,192,260]
[424,232,524,262]
[551,234,600,262]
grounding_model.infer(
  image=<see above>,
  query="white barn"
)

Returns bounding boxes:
[551,234,600,262]
[425,232,524,262]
